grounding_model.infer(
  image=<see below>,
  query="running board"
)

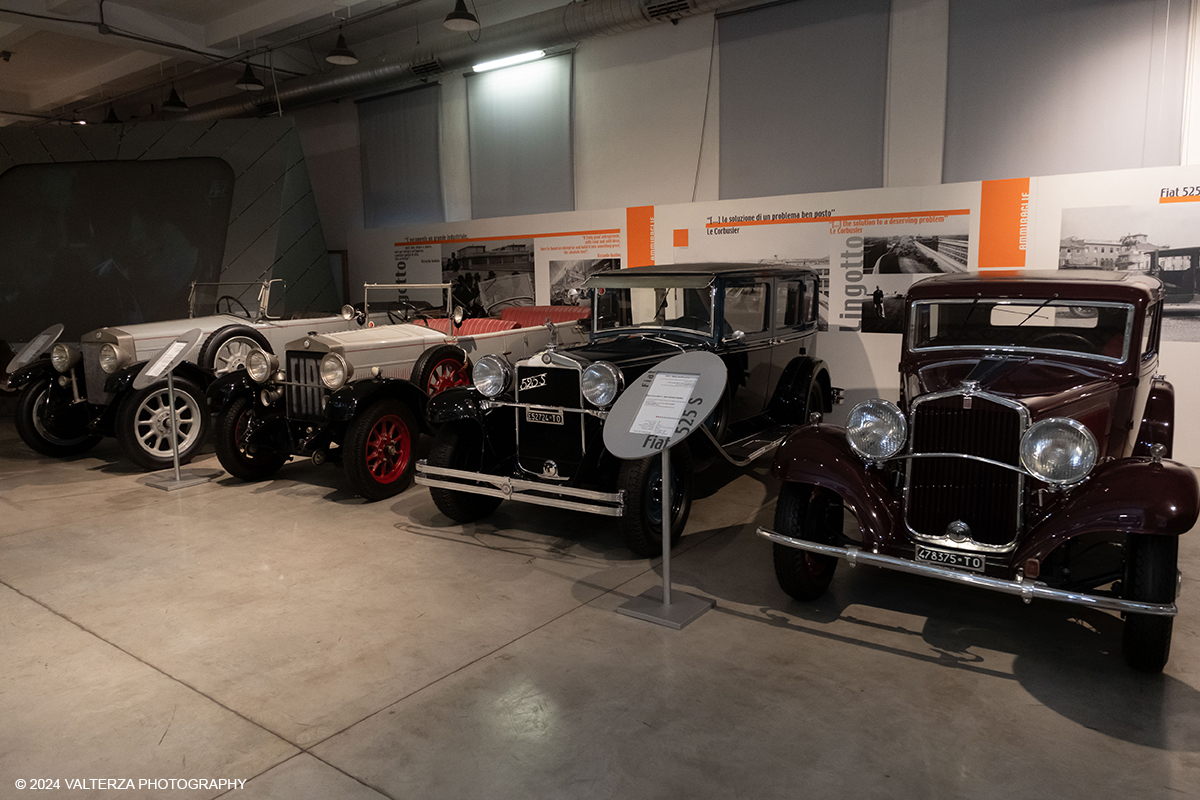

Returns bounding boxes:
[757,527,1178,617]
[698,423,795,468]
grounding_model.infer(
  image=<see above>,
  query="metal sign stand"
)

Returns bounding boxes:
[137,329,212,492]
[603,352,727,630]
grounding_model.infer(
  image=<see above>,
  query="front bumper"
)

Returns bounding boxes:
[415,461,624,517]
[757,526,1178,617]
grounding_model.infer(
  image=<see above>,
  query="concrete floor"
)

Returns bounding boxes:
[1,418,1199,800]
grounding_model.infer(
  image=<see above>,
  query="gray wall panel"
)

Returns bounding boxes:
[36,127,93,162]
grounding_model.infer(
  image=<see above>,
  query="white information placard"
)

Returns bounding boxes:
[628,372,700,439]
[145,341,189,379]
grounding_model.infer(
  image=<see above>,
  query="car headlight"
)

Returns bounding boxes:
[1019,418,1097,485]
[50,343,78,373]
[246,349,276,384]
[320,353,351,390]
[99,343,130,374]
[581,361,622,407]
[846,399,907,462]
[473,354,511,398]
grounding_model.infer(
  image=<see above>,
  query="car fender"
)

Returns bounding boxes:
[769,357,831,422]
[327,378,430,433]
[425,386,486,427]
[772,424,901,548]
[103,360,212,400]
[7,358,56,391]
[206,371,258,412]
[1015,457,1200,565]
[1133,376,1174,457]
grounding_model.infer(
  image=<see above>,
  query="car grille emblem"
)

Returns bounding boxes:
[946,520,972,542]
[519,373,548,391]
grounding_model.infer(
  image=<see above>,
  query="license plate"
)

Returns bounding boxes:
[525,408,564,425]
[915,545,985,572]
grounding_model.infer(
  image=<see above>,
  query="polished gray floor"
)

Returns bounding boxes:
[1,417,1199,799]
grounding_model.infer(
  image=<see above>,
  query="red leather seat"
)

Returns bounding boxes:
[414,317,521,335]
[500,306,591,328]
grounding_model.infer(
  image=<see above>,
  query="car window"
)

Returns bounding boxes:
[725,283,769,335]
[911,299,1133,361]
[1142,302,1160,360]
[775,280,808,328]
[594,286,713,335]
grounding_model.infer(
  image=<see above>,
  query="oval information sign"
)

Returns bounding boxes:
[132,328,203,390]
[6,323,65,375]
[603,351,727,461]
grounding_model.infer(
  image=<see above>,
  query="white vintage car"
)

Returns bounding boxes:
[206,289,590,500]
[6,280,377,470]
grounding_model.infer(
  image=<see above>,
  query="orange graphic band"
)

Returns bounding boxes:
[673,228,689,248]
[627,205,654,267]
[394,228,620,247]
[978,178,1030,269]
[1159,195,1200,204]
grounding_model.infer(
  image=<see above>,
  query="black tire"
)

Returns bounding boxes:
[617,447,694,558]
[198,325,271,376]
[772,483,843,601]
[14,378,101,457]
[342,398,419,501]
[1122,534,1178,672]
[427,421,502,522]
[214,395,286,481]
[115,376,209,471]
[412,345,470,397]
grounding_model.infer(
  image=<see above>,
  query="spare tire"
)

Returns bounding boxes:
[198,325,271,376]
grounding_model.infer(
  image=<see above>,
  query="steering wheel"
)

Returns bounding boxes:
[1031,331,1092,351]
[387,301,428,325]
[216,295,252,318]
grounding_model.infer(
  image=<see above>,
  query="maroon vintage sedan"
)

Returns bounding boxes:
[759,270,1199,672]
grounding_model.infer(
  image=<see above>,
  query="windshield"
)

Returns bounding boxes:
[910,299,1134,361]
[189,281,269,321]
[594,285,714,336]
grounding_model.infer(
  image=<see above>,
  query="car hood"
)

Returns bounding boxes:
[566,332,709,369]
[83,314,247,360]
[294,322,443,352]
[909,354,1121,421]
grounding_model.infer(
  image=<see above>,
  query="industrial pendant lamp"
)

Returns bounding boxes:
[103,105,121,124]
[444,0,479,32]
[325,32,359,65]
[234,62,265,91]
[162,85,188,113]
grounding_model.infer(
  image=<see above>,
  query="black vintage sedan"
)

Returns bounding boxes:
[415,263,839,557]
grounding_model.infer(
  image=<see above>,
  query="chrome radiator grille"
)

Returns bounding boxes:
[905,395,1023,547]
[286,351,325,421]
[81,341,114,405]
[516,364,584,477]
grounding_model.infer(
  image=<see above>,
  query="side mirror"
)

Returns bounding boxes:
[452,306,465,328]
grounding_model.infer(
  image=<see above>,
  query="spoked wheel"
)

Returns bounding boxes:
[1122,534,1179,672]
[14,378,101,457]
[115,377,209,470]
[772,483,844,601]
[198,325,271,376]
[343,399,418,500]
[413,345,469,397]
[616,447,694,558]
[214,395,286,481]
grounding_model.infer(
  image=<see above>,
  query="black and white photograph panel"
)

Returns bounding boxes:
[548,258,619,305]
[862,234,969,275]
[441,239,535,316]
[858,273,922,334]
[1060,204,1200,341]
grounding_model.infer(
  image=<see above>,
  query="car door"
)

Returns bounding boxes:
[770,275,819,385]
[720,278,774,421]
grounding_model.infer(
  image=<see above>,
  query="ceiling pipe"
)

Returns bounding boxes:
[181,0,743,121]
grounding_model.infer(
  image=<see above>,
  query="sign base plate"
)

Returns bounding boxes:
[146,468,214,492]
[617,584,714,630]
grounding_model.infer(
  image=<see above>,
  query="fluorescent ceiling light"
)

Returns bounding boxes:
[473,50,545,73]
